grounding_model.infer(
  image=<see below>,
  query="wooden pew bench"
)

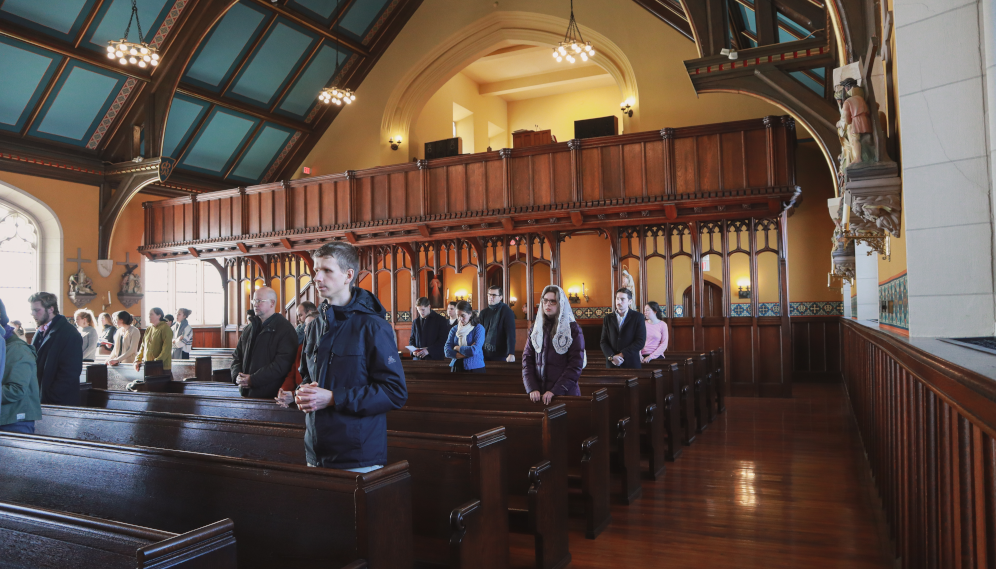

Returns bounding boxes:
[83,388,305,425]
[169,356,234,383]
[401,370,642,505]
[0,433,412,569]
[0,501,236,569]
[404,387,611,539]
[390,405,571,569]
[35,405,506,569]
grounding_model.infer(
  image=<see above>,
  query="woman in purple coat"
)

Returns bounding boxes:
[522,285,586,404]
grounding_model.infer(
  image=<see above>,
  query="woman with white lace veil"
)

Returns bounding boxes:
[522,285,586,404]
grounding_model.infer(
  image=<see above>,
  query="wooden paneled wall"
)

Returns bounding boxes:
[843,320,996,568]
[143,117,797,248]
[792,316,842,382]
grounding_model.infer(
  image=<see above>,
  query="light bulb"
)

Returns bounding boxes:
[138,61,146,68]
[580,52,588,61]
[140,47,148,55]
[558,46,566,55]
[552,49,558,58]
[115,50,123,58]
[106,45,115,53]
[344,98,351,104]
[129,57,137,64]
[118,43,127,50]
[571,42,577,50]
[556,56,562,62]
[119,58,127,64]
[143,55,151,62]
[350,94,356,101]
[107,52,115,59]
[129,48,138,56]
[589,50,596,56]
[568,56,575,63]
[151,53,159,60]
[396,136,402,143]
[150,59,158,66]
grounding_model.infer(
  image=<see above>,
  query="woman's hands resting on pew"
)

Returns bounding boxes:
[275,388,295,408]
[529,391,555,405]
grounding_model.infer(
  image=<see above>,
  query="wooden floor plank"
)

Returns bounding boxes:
[510,383,894,568]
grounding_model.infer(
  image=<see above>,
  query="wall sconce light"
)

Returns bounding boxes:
[455,289,468,301]
[737,278,751,299]
[389,136,402,150]
[620,97,634,117]
[567,283,590,304]
[509,296,517,307]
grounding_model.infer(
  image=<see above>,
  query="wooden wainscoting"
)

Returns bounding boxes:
[792,316,842,382]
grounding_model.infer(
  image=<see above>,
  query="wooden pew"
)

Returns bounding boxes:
[404,388,611,539]
[0,501,236,569]
[0,433,412,569]
[664,351,713,431]
[389,405,571,569]
[83,388,305,425]
[170,356,233,383]
[35,405,507,569]
[402,370,642,505]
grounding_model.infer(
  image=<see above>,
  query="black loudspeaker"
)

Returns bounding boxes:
[574,116,619,140]
[424,137,462,160]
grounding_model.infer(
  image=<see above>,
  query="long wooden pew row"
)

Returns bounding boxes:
[0,433,411,569]
[34,405,507,569]
[402,370,642,506]
[0,501,236,569]
[389,405,571,569]
[405,388,611,539]
[662,351,715,430]
[170,357,233,383]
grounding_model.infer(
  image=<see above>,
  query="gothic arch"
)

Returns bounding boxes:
[380,11,640,153]
[0,180,64,311]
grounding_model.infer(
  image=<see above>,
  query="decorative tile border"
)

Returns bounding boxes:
[262,131,302,183]
[878,272,908,331]
[789,301,844,316]
[86,78,137,150]
[150,0,189,50]
[689,46,831,77]
[0,151,101,175]
[363,0,403,44]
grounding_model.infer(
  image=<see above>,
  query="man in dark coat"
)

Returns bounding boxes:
[29,292,82,405]
[295,242,407,472]
[600,287,646,370]
[409,297,449,360]
[231,286,298,399]
[480,285,517,362]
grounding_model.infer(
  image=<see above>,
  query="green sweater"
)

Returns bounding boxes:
[2,334,41,425]
[137,320,173,370]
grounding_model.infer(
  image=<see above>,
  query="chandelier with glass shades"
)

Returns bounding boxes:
[319,0,355,106]
[552,0,594,64]
[106,0,159,69]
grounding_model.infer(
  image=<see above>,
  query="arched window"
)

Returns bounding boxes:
[0,201,39,325]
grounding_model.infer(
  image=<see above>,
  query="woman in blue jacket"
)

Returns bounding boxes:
[445,300,486,373]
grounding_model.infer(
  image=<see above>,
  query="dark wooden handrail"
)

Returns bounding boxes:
[842,319,996,568]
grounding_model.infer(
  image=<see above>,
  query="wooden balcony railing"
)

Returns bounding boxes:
[141,116,798,259]
[843,320,996,568]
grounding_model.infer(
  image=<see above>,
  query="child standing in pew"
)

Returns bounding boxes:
[522,286,585,405]
[444,301,486,373]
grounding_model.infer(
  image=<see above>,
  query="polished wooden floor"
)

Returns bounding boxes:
[510,383,895,568]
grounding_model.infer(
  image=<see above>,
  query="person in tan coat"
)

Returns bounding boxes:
[107,311,141,365]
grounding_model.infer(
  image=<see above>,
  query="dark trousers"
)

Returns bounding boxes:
[0,421,35,434]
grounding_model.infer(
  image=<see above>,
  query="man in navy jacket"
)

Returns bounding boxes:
[296,242,408,471]
[409,297,449,360]
[29,292,82,405]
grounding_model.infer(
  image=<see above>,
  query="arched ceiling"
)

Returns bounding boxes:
[0,0,423,192]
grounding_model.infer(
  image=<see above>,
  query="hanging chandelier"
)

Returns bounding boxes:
[319,0,355,106]
[552,0,594,64]
[106,0,159,69]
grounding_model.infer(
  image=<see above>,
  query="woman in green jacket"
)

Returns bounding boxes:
[1,299,41,434]
[135,307,174,371]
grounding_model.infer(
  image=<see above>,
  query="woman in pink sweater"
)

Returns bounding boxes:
[641,301,669,363]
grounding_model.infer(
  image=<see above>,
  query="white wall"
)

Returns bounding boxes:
[894,0,996,336]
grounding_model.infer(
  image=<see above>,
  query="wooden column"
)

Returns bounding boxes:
[390,246,398,324]
[778,212,792,395]
[661,129,676,196]
[749,218,760,396]
[754,0,776,46]
[568,139,583,202]
[500,149,512,208]
[690,221,703,350]
[239,187,249,237]
[417,160,429,215]
[525,236,535,323]
[346,171,356,223]
[190,194,200,241]
[638,226,649,309]
[763,116,776,187]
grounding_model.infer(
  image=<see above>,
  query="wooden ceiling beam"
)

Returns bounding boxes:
[219,13,278,96]
[243,0,370,57]
[0,20,151,82]
[270,39,324,113]
[74,0,109,48]
[222,119,265,180]
[629,0,694,41]
[176,85,311,132]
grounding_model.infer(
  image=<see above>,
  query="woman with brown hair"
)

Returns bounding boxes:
[96,312,117,356]
[73,309,98,362]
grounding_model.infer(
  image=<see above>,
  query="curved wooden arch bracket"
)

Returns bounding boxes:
[99,157,175,259]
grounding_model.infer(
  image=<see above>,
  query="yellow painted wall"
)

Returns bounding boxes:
[506,84,622,144]
[299,0,785,175]
[413,72,508,159]
[560,233,613,308]
[0,170,159,321]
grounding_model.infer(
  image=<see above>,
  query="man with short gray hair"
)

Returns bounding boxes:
[231,286,298,399]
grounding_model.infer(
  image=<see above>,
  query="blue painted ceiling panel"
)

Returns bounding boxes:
[288,0,338,23]
[162,95,210,157]
[340,0,391,39]
[277,43,346,118]
[84,0,172,52]
[777,12,808,42]
[0,0,92,39]
[230,124,293,182]
[790,71,824,96]
[230,21,316,106]
[34,64,121,141]
[737,4,756,36]
[181,108,258,173]
[184,2,267,90]
[0,39,58,131]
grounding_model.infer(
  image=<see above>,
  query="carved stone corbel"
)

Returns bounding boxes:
[844,163,902,237]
